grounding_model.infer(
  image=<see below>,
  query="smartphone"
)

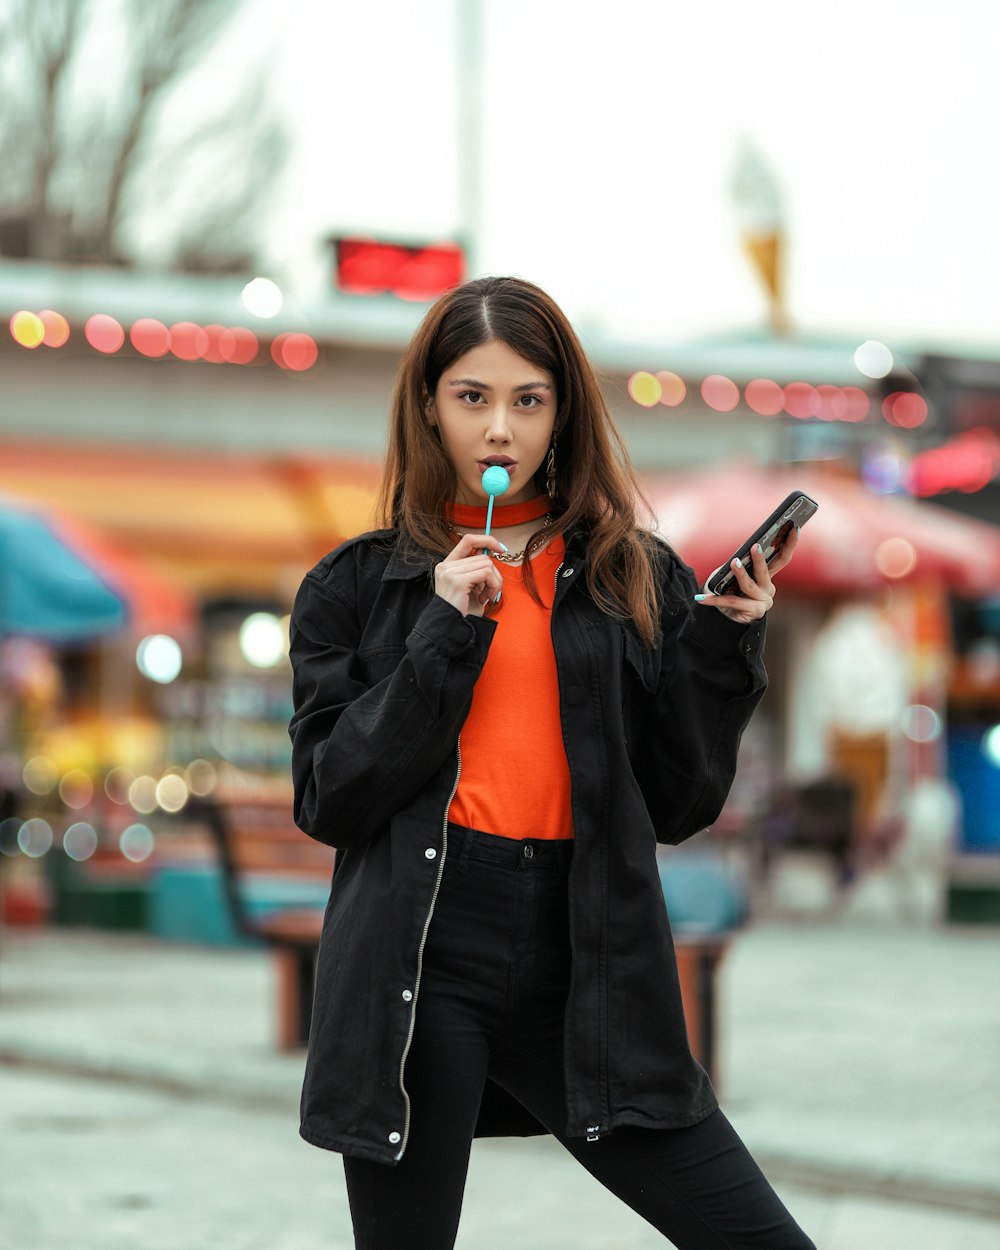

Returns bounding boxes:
[705,491,818,596]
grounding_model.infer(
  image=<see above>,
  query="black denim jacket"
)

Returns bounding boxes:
[288,527,766,1166]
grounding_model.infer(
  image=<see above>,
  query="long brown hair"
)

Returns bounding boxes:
[376,276,664,644]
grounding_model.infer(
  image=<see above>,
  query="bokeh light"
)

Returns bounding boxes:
[240,612,287,668]
[128,776,158,815]
[744,378,783,416]
[130,318,171,358]
[185,758,218,796]
[701,375,739,412]
[23,755,59,795]
[155,773,189,813]
[63,822,99,862]
[10,310,45,348]
[220,326,259,364]
[627,371,663,407]
[136,634,182,683]
[882,392,929,429]
[862,442,904,495]
[120,823,155,863]
[105,766,135,804]
[39,309,70,347]
[85,314,125,353]
[0,817,21,856]
[655,371,686,407]
[854,339,894,378]
[272,332,319,371]
[241,277,283,318]
[169,321,208,361]
[814,384,842,421]
[201,324,228,364]
[900,704,942,743]
[875,536,918,579]
[841,386,871,422]
[59,769,94,810]
[18,818,54,858]
[982,725,1000,768]
[782,382,820,419]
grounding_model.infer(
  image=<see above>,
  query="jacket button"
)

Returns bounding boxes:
[562,567,575,578]
[424,847,437,860]
[388,1131,401,1144]
[401,989,413,1002]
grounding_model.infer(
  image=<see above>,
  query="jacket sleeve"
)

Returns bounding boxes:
[635,549,768,845]
[287,556,495,849]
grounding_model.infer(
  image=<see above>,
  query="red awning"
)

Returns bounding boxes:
[644,463,1000,598]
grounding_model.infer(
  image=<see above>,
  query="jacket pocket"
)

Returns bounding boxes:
[357,645,406,686]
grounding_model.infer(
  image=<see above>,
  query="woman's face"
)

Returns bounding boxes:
[428,339,557,507]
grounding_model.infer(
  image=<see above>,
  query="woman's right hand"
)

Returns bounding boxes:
[434,534,505,617]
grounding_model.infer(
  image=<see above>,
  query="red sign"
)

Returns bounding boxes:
[333,238,465,301]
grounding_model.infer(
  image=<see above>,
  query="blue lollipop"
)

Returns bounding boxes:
[481,464,510,551]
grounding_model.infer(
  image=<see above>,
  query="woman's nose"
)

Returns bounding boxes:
[485,406,513,441]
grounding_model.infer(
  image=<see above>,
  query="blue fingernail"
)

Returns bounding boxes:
[499,542,510,552]
[493,590,502,602]
[734,557,743,568]
[694,594,708,601]
[755,544,763,554]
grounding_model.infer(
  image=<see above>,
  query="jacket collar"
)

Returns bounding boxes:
[382,536,436,582]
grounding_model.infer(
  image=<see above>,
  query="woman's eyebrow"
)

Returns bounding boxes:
[447,377,552,392]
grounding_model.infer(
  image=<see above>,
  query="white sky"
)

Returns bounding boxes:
[248,0,1000,352]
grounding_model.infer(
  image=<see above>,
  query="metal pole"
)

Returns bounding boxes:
[455,0,483,278]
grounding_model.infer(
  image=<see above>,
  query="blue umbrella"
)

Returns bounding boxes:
[0,496,127,642]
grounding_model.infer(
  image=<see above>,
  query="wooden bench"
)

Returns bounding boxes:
[195,794,727,1082]
[189,792,333,1050]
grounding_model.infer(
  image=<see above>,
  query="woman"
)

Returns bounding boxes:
[288,276,813,1249]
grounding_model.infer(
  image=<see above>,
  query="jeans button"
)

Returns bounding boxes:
[523,843,534,859]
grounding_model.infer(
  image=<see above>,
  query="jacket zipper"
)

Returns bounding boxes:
[397,563,567,1158]
[395,736,462,1160]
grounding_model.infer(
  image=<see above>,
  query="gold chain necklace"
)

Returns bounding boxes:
[450,513,554,563]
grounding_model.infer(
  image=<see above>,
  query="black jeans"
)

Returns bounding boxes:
[343,826,816,1250]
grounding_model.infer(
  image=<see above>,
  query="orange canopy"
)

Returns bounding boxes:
[0,440,383,603]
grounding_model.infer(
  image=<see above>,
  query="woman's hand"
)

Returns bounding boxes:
[695,526,799,624]
[434,534,505,618]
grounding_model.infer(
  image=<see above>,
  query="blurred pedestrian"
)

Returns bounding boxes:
[288,276,813,1249]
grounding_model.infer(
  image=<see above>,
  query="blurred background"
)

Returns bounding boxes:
[1,2,999,1248]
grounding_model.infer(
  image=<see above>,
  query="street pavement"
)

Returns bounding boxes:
[1,919,998,1249]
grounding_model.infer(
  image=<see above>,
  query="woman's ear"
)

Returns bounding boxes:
[422,390,437,427]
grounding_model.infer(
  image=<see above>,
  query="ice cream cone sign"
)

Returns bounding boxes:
[730,139,790,335]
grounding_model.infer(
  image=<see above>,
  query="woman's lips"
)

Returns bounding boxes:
[478,460,516,476]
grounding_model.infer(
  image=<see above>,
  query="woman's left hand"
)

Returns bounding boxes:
[695,526,799,624]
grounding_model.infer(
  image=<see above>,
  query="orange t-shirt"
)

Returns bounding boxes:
[448,535,573,840]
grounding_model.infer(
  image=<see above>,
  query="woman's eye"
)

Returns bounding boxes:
[458,390,483,404]
[518,395,542,408]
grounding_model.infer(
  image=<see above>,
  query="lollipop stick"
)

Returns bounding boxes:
[483,494,496,554]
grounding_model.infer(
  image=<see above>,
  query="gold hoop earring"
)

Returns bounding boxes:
[546,434,557,502]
